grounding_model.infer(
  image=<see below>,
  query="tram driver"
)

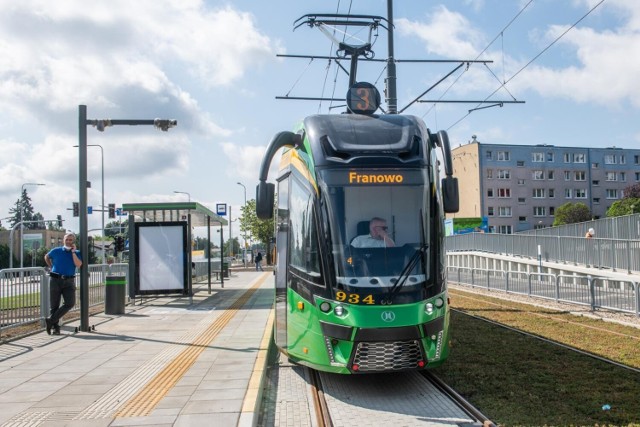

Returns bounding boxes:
[351,217,395,248]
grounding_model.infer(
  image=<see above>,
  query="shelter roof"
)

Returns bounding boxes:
[122,202,227,227]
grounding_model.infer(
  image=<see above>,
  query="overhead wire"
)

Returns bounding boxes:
[446,0,606,131]
[421,0,534,122]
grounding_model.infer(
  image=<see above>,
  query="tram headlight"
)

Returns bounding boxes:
[334,305,347,317]
[319,301,332,313]
[425,302,434,314]
[434,297,444,308]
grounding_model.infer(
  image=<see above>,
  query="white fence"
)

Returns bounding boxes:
[447,266,639,316]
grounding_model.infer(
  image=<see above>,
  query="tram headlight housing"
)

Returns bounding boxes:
[434,297,444,308]
[425,302,434,314]
[319,301,332,313]
[334,305,347,317]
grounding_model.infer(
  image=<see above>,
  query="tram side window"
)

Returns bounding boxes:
[289,178,321,276]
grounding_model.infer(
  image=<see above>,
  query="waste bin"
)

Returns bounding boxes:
[223,262,229,278]
[105,275,126,315]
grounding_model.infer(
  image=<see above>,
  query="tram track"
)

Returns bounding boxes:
[261,356,494,427]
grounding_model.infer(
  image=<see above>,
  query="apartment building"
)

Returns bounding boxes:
[451,136,640,233]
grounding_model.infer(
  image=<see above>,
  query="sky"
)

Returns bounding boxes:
[1,0,639,242]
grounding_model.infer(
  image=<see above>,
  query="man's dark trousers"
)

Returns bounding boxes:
[49,277,76,326]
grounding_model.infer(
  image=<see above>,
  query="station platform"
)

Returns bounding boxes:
[0,271,274,427]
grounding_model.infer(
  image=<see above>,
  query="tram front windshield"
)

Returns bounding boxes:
[322,169,435,304]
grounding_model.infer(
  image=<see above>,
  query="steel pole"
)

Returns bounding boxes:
[79,105,90,332]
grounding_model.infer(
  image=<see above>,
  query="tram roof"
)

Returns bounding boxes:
[122,202,227,227]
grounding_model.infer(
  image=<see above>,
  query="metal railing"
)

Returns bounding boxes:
[0,264,128,338]
[446,233,640,274]
[447,266,639,316]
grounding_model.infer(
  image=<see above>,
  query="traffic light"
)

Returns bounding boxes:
[115,236,125,252]
[73,202,79,217]
[57,215,62,227]
[108,203,116,219]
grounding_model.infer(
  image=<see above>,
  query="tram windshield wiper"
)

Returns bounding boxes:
[382,244,428,304]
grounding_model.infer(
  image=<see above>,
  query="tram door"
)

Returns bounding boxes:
[274,175,289,349]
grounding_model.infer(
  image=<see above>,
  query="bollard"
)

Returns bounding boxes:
[105,275,126,315]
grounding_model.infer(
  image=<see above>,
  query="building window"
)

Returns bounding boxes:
[497,151,510,161]
[635,155,639,165]
[532,170,544,180]
[486,169,493,179]
[533,207,546,216]
[498,225,513,234]
[620,172,626,182]
[532,152,544,162]
[533,188,545,198]
[497,169,510,179]
[486,151,493,160]
[499,207,512,217]
[487,188,494,198]
[497,188,511,198]
[487,206,494,216]
[575,189,587,199]
[564,171,571,180]
[606,172,617,181]
[573,153,586,163]
[605,154,617,164]
[574,171,586,181]
[620,155,626,164]
[565,189,572,198]
[519,216,527,222]
[549,207,555,216]
[547,170,554,180]
[592,162,599,168]
[563,153,571,163]
[517,160,525,167]
[517,179,525,185]
[592,180,600,186]
[606,189,618,199]
[518,197,526,203]
[593,197,600,204]
[548,189,555,198]
[635,172,640,181]
[547,152,554,162]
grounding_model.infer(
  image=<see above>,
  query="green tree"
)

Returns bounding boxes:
[0,244,15,269]
[239,199,275,263]
[224,237,240,257]
[105,219,128,237]
[552,202,592,226]
[623,182,640,199]
[606,197,640,217]
[8,189,45,230]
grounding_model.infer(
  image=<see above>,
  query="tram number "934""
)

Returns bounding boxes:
[335,291,375,305]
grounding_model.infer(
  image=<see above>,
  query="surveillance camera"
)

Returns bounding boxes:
[96,121,105,132]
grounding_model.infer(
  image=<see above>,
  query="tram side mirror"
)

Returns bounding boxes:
[442,176,459,213]
[256,181,275,219]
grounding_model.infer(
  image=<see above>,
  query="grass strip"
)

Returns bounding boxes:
[433,289,640,426]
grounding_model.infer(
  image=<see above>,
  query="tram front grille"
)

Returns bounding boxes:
[352,340,423,371]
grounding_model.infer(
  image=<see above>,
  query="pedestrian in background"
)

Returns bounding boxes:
[585,228,595,239]
[44,233,82,335]
[255,251,264,271]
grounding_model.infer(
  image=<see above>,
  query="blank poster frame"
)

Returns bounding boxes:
[134,221,188,296]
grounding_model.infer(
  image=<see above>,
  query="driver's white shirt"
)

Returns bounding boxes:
[351,234,387,248]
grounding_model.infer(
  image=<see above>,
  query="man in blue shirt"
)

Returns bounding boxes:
[44,233,82,335]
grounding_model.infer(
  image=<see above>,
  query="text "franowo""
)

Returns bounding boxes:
[349,172,404,184]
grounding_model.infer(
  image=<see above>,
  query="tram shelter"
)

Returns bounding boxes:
[122,202,227,303]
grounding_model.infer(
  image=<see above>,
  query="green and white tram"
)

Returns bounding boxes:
[256,83,459,374]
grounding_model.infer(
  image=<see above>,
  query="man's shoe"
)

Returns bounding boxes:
[52,325,61,335]
[45,318,53,335]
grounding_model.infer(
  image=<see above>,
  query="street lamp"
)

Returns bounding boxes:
[237,182,247,267]
[173,191,191,202]
[78,105,176,332]
[74,144,104,263]
[20,182,46,268]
